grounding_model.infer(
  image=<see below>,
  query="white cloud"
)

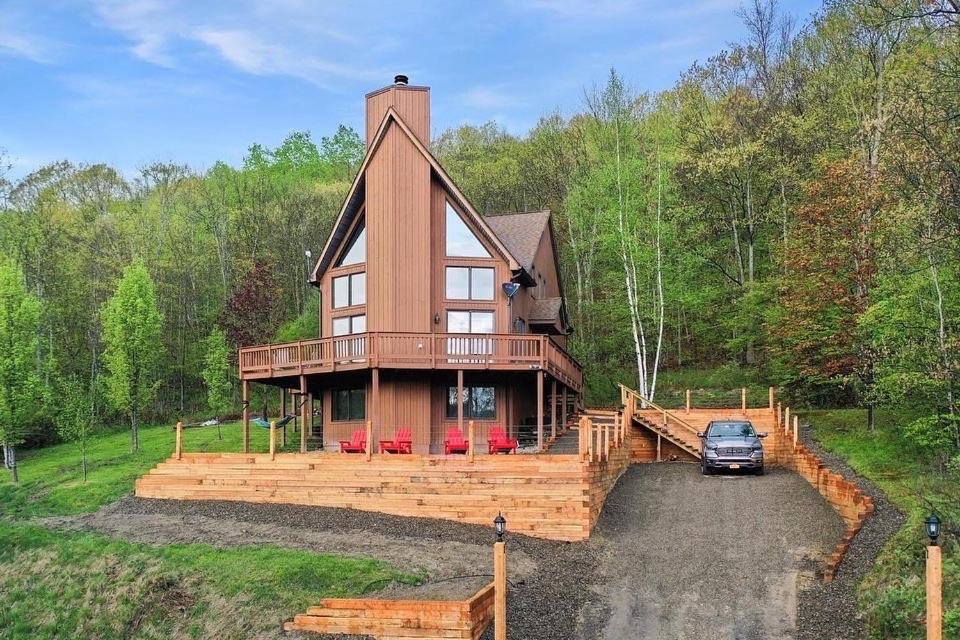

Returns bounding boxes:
[0,15,56,63]
[91,0,181,67]
[194,29,377,88]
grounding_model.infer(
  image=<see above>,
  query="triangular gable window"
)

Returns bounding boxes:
[445,202,490,258]
[336,220,366,267]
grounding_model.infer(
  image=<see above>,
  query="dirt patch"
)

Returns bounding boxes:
[40,497,536,602]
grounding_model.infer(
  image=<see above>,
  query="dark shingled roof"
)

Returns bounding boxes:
[528,297,564,323]
[483,210,550,270]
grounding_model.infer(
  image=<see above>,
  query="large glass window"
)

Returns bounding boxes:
[446,202,490,258]
[446,266,494,300]
[333,388,366,421]
[336,222,366,266]
[446,386,496,419]
[333,272,365,308]
[447,310,494,333]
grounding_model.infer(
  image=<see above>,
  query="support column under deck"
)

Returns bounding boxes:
[537,370,544,451]
[372,368,380,449]
[551,379,557,441]
[561,386,568,432]
[299,375,308,453]
[242,380,250,453]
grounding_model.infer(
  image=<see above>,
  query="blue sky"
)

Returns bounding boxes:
[1,0,821,180]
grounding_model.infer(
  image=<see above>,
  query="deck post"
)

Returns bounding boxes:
[269,420,276,460]
[468,420,475,463]
[604,423,610,460]
[372,368,380,451]
[299,375,309,452]
[927,545,943,640]
[784,406,791,435]
[561,386,568,433]
[768,387,775,411]
[507,381,514,439]
[793,414,799,447]
[365,420,373,462]
[281,388,287,426]
[494,540,507,640]
[457,369,464,436]
[587,418,595,462]
[657,434,662,462]
[777,402,783,428]
[242,380,250,454]
[300,392,309,453]
[175,421,183,460]
[578,416,587,461]
[537,370,545,451]
[741,387,747,412]
[550,379,557,441]
[686,389,691,414]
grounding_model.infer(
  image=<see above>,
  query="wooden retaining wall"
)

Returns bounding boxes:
[135,434,631,542]
[284,582,495,639]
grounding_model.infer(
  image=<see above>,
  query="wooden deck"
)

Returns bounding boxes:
[238,332,583,391]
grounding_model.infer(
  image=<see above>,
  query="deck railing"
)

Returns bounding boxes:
[239,332,583,390]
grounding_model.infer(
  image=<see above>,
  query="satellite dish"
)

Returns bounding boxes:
[502,282,521,299]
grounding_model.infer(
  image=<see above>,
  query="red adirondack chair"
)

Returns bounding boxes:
[487,426,518,454]
[379,427,413,454]
[444,427,469,455]
[339,429,367,453]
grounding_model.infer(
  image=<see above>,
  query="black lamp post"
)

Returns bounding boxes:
[926,513,941,545]
[494,512,506,542]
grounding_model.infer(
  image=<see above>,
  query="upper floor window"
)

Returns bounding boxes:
[336,221,366,267]
[446,267,494,300]
[446,202,490,258]
[333,272,365,308]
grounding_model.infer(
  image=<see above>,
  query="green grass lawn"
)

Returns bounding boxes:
[804,408,959,639]
[0,422,417,639]
[0,421,298,518]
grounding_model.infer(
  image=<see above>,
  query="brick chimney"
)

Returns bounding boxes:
[365,75,430,149]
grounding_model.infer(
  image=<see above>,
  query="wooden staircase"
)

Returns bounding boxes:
[620,385,702,459]
[546,407,619,454]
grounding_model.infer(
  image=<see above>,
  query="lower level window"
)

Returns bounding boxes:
[333,388,366,421]
[446,386,496,419]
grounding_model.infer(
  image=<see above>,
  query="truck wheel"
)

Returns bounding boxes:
[754,465,765,476]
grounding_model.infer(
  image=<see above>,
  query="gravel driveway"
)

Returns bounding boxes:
[579,464,845,640]
[39,462,854,640]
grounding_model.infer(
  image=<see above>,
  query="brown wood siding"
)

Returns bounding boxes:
[378,374,432,454]
[365,86,430,149]
[366,122,432,333]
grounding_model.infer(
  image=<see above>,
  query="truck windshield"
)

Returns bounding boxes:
[708,423,755,437]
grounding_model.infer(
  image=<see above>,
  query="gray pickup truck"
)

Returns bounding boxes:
[698,419,767,475]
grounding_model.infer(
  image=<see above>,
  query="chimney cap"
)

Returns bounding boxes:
[394,74,409,85]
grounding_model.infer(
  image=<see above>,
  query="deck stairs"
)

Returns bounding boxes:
[546,407,620,454]
[620,385,702,459]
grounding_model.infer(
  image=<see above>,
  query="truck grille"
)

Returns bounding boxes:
[718,447,750,456]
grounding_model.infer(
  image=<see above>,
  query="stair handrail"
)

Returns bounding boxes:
[619,384,701,437]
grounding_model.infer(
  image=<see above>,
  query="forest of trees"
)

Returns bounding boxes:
[0,0,957,470]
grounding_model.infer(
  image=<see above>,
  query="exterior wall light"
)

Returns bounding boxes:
[926,512,941,545]
[494,512,506,542]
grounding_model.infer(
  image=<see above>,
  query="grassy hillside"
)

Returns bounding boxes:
[805,409,959,639]
[0,422,415,639]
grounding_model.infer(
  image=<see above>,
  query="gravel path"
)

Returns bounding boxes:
[794,420,906,640]
[579,464,844,640]
[37,451,877,639]
[40,497,602,640]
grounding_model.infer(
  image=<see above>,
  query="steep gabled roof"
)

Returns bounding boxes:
[483,210,550,271]
[310,108,520,283]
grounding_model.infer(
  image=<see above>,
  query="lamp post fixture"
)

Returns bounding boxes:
[493,512,507,640]
[925,512,943,640]
[925,513,941,545]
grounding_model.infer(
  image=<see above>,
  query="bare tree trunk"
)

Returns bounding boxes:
[649,148,666,400]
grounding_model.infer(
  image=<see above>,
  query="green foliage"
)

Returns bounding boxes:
[100,263,163,451]
[200,328,232,420]
[809,409,959,638]
[54,376,95,481]
[0,520,414,640]
[0,258,42,479]
[273,292,320,342]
